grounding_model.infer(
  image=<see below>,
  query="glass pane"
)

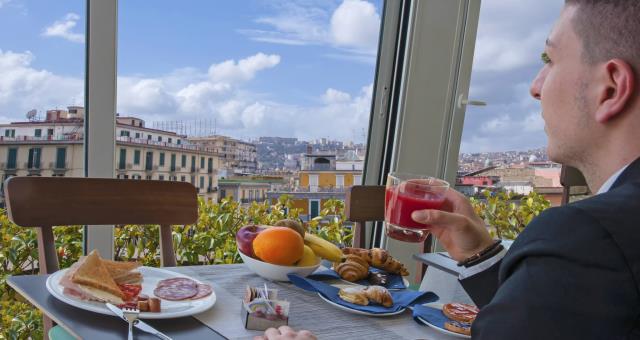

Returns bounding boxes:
[0,1,85,190]
[459,0,564,204]
[117,0,381,220]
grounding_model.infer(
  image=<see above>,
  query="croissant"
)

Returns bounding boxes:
[342,247,410,276]
[334,254,369,282]
[364,285,393,307]
[338,287,368,306]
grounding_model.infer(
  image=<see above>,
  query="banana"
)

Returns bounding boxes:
[303,233,344,262]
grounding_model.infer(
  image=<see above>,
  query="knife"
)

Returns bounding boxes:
[106,303,173,340]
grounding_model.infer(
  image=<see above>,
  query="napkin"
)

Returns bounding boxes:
[412,304,448,329]
[309,268,407,289]
[288,274,438,314]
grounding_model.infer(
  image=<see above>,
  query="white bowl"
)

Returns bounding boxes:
[239,250,320,282]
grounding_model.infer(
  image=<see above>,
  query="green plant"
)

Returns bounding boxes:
[470,190,551,240]
[309,199,353,247]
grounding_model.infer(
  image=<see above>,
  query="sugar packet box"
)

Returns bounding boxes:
[241,286,290,331]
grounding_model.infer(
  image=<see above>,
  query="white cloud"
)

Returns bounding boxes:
[0,49,83,118]
[0,0,11,9]
[42,13,84,43]
[239,0,380,63]
[323,88,351,103]
[330,0,380,52]
[208,53,280,83]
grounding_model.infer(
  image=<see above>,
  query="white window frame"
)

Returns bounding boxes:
[335,174,345,188]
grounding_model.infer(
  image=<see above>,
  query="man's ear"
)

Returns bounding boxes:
[595,59,635,123]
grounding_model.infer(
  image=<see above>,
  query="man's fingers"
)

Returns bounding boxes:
[297,330,317,340]
[411,209,468,228]
[264,327,281,338]
[278,326,296,336]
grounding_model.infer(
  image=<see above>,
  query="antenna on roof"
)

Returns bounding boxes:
[26,109,38,121]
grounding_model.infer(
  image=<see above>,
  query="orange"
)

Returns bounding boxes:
[253,227,304,265]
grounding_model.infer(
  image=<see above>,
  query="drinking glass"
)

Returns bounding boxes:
[384,173,450,243]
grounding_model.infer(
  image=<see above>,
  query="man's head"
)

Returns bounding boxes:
[530,1,640,170]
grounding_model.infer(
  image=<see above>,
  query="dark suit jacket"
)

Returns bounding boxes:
[460,158,640,339]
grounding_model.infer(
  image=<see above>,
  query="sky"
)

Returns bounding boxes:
[0,0,564,152]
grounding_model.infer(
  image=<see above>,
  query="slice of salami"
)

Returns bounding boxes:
[154,283,198,300]
[191,284,213,300]
[156,277,197,288]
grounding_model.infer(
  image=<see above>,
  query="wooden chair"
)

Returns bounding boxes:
[4,176,198,339]
[560,165,589,205]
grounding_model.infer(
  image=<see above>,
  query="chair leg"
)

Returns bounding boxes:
[43,315,54,340]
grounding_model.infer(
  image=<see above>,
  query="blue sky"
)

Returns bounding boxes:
[0,0,563,152]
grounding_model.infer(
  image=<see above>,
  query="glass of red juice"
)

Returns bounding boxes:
[384,173,449,243]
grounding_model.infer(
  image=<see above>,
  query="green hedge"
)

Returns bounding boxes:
[0,195,351,340]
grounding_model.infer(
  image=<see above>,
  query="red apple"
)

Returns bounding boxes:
[236,225,266,257]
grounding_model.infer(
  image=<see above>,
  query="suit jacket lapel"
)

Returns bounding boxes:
[610,157,640,190]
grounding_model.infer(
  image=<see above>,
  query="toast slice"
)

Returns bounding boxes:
[71,250,124,301]
[101,259,142,284]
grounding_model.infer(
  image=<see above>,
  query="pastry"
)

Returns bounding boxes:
[338,287,368,306]
[368,272,389,286]
[334,254,369,282]
[444,320,472,336]
[363,285,393,307]
[443,303,479,323]
[342,247,410,276]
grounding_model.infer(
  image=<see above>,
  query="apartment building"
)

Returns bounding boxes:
[0,107,220,203]
[267,151,363,221]
[188,135,257,174]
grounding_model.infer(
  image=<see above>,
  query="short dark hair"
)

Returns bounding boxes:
[565,0,640,72]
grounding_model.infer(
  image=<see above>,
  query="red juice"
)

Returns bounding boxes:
[385,184,446,229]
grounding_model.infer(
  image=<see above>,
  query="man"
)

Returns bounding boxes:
[257,0,640,338]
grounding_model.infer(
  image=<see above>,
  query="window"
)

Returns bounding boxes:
[200,157,205,169]
[145,151,153,171]
[118,149,127,170]
[4,129,15,138]
[336,175,345,188]
[134,150,141,165]
[55,148,67,169]
[47,129,54,136]
[34,129,42,137]
[170,154,176,171]
[157,136,162,142]
[309,200,320,219]
[208,158,213,172]
[6,148,17,169]
[159,152,165,166]
[27,148,41,169]
[146,175,152,180]
[159,175,164,180]
[120,130,130,137]
[168,138,172,144]
[200,176,204,189]
[147,135,152,140]
[135,132,141,138]
[177,139,181,145]
[191,156,196,171]
[354,175,362,185]
[191,176,195,185]
[181,175,186,182]
[181,155,187,168]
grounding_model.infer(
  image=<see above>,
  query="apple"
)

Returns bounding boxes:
[236,225,266,257]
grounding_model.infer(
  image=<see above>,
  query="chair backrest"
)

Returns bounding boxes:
[4,176,198,274]
[560,165,588,205]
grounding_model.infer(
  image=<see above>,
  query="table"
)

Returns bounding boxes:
[8,264,462,340]
[413,252,461,276]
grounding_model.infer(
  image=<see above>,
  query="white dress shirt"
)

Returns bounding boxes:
[459,163,630,280]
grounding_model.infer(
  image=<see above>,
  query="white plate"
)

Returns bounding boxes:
[46,266,216,319]
[316,293,406,317]
[416,303,471,339]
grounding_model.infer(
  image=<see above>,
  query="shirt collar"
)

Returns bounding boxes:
[597,164,631,194]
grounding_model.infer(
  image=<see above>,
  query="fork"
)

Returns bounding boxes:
[122,306,140,340]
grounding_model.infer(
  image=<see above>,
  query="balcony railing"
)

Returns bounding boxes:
[273,186,347,193]
[0,134,83,143]
[240,198,265,204]
[116,136,221,154]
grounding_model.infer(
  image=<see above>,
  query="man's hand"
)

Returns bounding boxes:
[411,189,494,262]
[253,326,317,340]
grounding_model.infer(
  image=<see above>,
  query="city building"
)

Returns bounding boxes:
[218,177,273,205]
[0,107,220,203]
[188,135,257,174]
[267,149,363,221]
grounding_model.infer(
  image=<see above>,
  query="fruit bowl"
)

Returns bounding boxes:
[239,250,320,282]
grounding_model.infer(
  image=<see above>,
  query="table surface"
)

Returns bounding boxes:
[413,252,461,276]
[9,263,463,340]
